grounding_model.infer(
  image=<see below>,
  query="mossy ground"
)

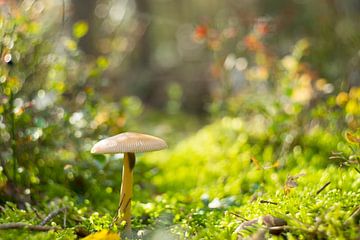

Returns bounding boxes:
[1,117,359,240]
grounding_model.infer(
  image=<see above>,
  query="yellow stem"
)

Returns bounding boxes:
[118,152,135,233]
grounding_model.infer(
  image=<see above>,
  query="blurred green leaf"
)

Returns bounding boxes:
[73,21,89,39]
[96,57,109,70]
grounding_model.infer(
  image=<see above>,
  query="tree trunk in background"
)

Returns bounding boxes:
[71,0,97,56]
[126,0,211,113]
[134,0,152,67]
[128,0,153,99]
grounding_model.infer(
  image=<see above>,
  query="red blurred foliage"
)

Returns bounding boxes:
[243,34,264,51]
[193,25,208,40]
[254,21,270,37]
[0,0,17,7]
[210,63,222,78]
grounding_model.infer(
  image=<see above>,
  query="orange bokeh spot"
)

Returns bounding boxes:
[193,25,208,40]
[244,35,264,51]
[255,22,270,37]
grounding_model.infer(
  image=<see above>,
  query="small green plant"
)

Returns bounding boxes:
[330,131,360,173]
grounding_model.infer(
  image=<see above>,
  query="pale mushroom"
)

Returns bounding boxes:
[91,132,167,233]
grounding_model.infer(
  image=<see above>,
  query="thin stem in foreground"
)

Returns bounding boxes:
[9,90,17,185]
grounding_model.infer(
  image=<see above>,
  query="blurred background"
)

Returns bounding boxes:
[69,0,360,112]
[2,0,360,115]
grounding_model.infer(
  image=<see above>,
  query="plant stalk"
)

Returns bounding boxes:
[118,152,135,234]
[9,90,17,185]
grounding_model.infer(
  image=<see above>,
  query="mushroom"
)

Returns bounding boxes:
[90,132,167,232]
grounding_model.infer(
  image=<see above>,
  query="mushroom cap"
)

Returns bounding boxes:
[91,132,167,154]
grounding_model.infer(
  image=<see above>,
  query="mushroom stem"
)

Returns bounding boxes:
[118,152,136,232]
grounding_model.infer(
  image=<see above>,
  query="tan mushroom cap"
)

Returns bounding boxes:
[91,132,167,154]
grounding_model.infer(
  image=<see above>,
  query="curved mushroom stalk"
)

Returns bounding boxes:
[118,152,136,231]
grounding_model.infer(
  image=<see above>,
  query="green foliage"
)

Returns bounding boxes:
[142,123,359,239]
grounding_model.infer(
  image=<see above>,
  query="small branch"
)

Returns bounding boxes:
[9,90,17,185]
[229,212,249,221]
[316,181,331,195]
[346,205,360,224]
[268,225,325,237]
[31,206,43,220]
[40,207,68,226]
[111,204,121,226]
[0,223,60,231]
[63,208,67,228]
[260,200,278,205]
[268,225,311,233]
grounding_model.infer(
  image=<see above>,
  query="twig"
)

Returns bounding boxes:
[260,200,278,205]
[9,90,17,185]
[229,212,249,221]
[346,205,360,224]
[0,223,60,231]
[40,207,68,226]
[31,206,43,220]
[63,208,67,228]
[110,205,121,227]
[267,225,309,232]
[316,181,331,195]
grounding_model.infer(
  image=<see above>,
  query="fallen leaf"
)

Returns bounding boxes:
[81,230,120,240]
